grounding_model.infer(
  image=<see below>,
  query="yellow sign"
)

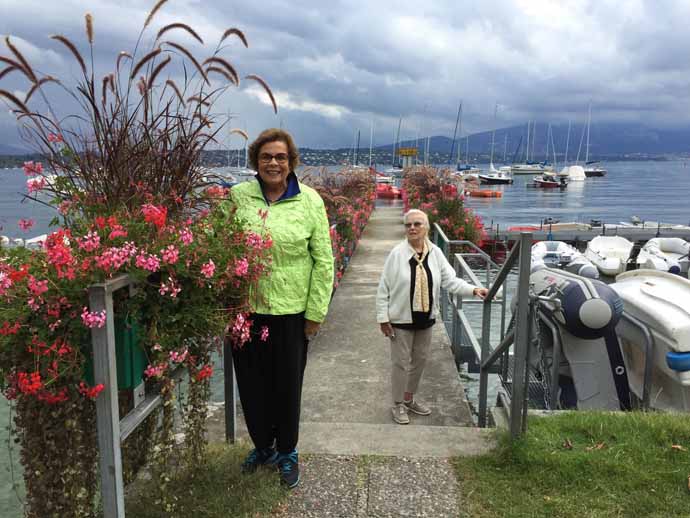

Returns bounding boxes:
[398,147,417,156]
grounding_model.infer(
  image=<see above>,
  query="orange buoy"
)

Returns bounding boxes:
[469,190,502,198]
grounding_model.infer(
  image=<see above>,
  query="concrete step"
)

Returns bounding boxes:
[299,421,495,458]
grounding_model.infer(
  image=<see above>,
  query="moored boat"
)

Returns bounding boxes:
[636,237,690,275]
[584,235,634,276]
[531,240,599,278]
[533,175,567,188]
[479,169,513,185]
[611,270,690,412]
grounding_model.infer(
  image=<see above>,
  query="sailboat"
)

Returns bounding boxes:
[383,117,404,176]
[583,102,607,177]
[511,121,547,174]
[479,104,513,185]
[225,129,255,182]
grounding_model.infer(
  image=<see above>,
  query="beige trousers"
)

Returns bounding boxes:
[389,327,433,403]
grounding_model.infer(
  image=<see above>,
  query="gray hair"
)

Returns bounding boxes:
[403,209,429,228]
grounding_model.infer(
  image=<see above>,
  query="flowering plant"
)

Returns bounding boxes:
[0,3,276,516]
[402,167,486,245]
[304,166,375,287]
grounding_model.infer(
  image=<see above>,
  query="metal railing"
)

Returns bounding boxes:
[432,224,534,439]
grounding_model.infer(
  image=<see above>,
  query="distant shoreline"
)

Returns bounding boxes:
[0,152,678,169]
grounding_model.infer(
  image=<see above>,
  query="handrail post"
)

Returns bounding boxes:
[478,287,493,427]
[224,338,237,442]
[90,284,125,518]
[509,232,533,439]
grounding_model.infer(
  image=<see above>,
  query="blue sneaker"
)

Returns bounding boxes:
[277,450,300,489]
[241,447,278,474]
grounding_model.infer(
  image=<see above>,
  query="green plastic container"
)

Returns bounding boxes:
[83,316,147,390]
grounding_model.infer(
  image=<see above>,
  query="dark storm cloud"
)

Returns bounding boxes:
[2,0,690,150]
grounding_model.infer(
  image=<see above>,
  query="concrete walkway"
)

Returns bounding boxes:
[281,207,494,517]
[208,206,496,517]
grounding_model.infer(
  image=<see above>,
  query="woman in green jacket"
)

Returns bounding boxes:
[229,128,334,489]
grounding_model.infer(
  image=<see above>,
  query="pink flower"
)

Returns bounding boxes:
[27,276,48,296]
[26,176,46,194]
[77,231,101,252]
[144,362,167,379]
[201,259,215,278]
[48,133,63,143]
[179,227,194,245]
[234,258,249,277]
[57,200,73,215]
[161,245,179,264]
[18,218,34,231]
[22,161,43,176]
[81,307,107,328]
[135,252,160,272]
[158,277,181,298]
[169,349,188,363]
[260,325,269,342]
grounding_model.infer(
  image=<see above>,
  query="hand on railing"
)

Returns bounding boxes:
[473,287,489,299]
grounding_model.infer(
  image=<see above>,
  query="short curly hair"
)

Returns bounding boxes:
[247,128,300,171]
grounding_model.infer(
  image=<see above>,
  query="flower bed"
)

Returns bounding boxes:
[402,167,486,245]
[303,167,375,288]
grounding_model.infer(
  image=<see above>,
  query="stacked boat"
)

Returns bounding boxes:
[525,235,690,413]
[531,241,598,279]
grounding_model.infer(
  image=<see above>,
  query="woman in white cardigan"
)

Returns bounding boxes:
[376,209,488,424]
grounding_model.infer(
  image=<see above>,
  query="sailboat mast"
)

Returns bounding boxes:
[503,133,508,163]
[457,103,463,165]
[525,121,530,162]
[449,101,462,166]
[354,129,361,166]
[532,121,537,162]
[393,117,402,167]
[490,103,497,165]
[369,120,374,167]
[585,101,592,163]
[565,119,571,165]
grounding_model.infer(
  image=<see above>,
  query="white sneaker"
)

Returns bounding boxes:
[391,403,409,424]
[404,399,431,416]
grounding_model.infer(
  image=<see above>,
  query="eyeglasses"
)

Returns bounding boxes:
[258,153,289,164]
[404,221,424,228]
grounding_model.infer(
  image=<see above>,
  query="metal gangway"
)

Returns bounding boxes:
[432,224,535,439]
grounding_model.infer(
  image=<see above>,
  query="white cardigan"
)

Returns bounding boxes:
[376,239,477,324]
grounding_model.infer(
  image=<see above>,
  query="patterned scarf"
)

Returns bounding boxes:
[412,241,430,313]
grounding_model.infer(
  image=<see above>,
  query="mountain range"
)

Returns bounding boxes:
[371,122,690,160]
[2,122,689,159]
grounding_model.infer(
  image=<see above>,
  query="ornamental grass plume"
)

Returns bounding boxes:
[0,2,279,516]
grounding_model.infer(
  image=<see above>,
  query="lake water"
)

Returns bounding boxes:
[1,160,689,515]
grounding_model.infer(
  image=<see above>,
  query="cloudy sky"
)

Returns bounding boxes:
[2,0,690,151]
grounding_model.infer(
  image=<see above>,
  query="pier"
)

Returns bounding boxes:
[210,206,494,516]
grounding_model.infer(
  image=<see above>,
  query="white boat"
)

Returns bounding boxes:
[562,165,586,181]
[637,238,690,275]
[479,165,513,185]
[531,241,599,278]
[584,161,607,177]
[584,235,634,276]
[611,270,690,412]
[511,162,547,174]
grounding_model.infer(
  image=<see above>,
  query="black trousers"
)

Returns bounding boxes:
[232,312,309,454]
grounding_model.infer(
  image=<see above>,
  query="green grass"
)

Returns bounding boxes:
[454,412,690,518]
[126,441,288,518]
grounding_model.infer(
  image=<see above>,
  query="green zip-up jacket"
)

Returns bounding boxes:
[228,178,334,322]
